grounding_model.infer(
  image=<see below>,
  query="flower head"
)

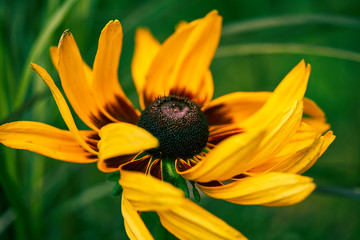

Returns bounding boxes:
[0,10,335,239]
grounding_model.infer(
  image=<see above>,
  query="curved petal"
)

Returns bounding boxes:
[57,30,113,130]
[199,173,315,206]
[158,199,246,240]
[131,28,161,109]
[120,170,184,211]
[248,100,304,169]
[302,98,330,133]
[97,123,159,161]
[121,195,154,240]
[205,90,329,133]
[243,60,310,129]
[92,20,139,124]
[178,129,265,182]
[249,123,335,174]
[31,63,97,155]
[120,170,245,240]
[142,10,221,107]
[0,121,97,163]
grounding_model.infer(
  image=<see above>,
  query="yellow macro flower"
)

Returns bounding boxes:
[0,10,335,240]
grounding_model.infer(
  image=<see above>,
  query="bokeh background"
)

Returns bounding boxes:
[1,0,359,239]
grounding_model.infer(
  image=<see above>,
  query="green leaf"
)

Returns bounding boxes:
[111,182,123,197]
[190,181,201,203]
[107,171,120,182]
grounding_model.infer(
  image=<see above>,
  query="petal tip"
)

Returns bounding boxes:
[58,29,72,48]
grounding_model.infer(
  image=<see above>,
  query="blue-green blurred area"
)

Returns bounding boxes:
[0,0,359,239]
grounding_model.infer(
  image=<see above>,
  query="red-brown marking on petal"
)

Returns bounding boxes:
[169,88,195,102]
[176,159,192,172]
[104,95,139,124]
[208,125,244,145]
[89,111,114,129]
[85,132,100,151]
[231,173,248,180]
[189,159,198,167]
[204,103,233,125]
[121,155,151,173]
[196,180,223,187]
[149,159,162,180]
[104,154,136,169]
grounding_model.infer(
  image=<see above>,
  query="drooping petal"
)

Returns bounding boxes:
[247,100,304,169]
[158,199,246,240]
[302,98,330,133]
[119,170,245,240]
[121,195,154,240]
[97,123,159,161]
[296,131,335,174]
[0,121,97,163]
[199,173,315,206]
[57,30,112,130]
[178,128,265,182]
[31,63,97,155]
[142,10,221,107]
[92,20,140,124]
[131,28,161,109]
[249,122,335,174]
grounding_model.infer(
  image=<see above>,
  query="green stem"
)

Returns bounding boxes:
[216,43,360,63]
[162,159,189,198]
[315,184,360,200]
[222,14,360,36]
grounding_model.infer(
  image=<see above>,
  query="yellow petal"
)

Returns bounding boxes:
[268,134,325,174]
[50,46,93,86]
[120,170,245,240]
[31,63,97,155]
[131,28,161,109]
[249,125,335,174]
[158,199,246,240]
[303,98,330,133]
[142,10,220,106]
[178,129,265,182]
[58,30,110,130]
[97,123,159,161]
[199,172,315,206]
[297,130,335,174]
[0,121,97,163]
[204,91,270,126]
[92,20,139,123]
[243,60,310,128]
[121,195,154,240]
[49,46,59,71]
[244,100,304,172]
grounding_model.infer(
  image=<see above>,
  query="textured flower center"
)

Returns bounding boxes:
[137,95,209,159]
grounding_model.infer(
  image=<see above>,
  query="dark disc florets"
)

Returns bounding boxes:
[137,95,209,159]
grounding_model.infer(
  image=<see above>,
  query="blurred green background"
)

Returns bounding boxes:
[0,0,359,239]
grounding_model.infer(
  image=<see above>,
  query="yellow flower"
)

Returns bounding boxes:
[0,10,335,240]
